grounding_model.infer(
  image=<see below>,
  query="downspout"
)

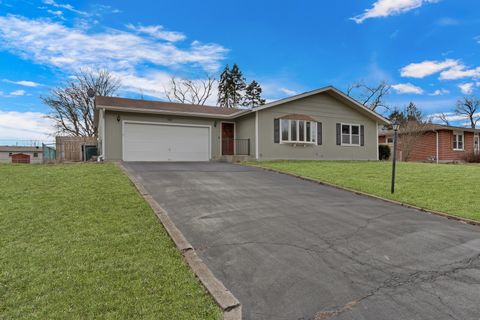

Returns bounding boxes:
[98,108,106,161]
[435,130,439,164]
[255,111,259,160]
[376,122,379,160]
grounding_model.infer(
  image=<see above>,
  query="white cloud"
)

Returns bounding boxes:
[391,83,423,94]
[0,110,55,140]
[458,83,474,94]
[401,59,480,80]
[43,0,87,16]
[47,9,64,17]
[429,88,449,96]
[126,24,186,42]
[429,111,480,123]
[279,88,298,96]
[400,59,458,78]
[9,89,26,96]
[351,0,439,24]
[0,15,227,73]
[0,15,228,98]
[3,79,42,87]
[439,65,480,80]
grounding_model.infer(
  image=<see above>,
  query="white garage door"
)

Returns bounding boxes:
[123,122,210,161]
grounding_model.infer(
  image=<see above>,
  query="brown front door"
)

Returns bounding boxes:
[222,123,235,155]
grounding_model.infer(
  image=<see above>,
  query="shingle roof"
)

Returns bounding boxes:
[379,124,480,135]
[95,96,243,116]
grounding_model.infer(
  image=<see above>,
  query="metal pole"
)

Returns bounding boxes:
[391,129,398,194]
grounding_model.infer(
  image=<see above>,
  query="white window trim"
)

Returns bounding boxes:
[453,131,464,151]
[279,119,317,144]
[341,123,361,146]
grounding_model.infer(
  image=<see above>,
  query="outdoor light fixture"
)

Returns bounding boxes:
[116,114,121,122]
[87,88,95,98]
[391,120,400,194]
[392,121,400,132]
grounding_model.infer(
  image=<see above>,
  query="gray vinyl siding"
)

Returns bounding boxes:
[104,111,222,160]
[234,112,256,158]
[257,92,378,160]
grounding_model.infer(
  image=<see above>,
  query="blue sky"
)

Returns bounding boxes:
[0,0,479,140]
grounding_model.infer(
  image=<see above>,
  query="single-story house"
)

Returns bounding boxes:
[94,86,389,162]
[379,124,480,162]
[0,146,43,164]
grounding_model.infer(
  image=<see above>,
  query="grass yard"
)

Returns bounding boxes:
[247,161,480,221]
[0,163,221,320]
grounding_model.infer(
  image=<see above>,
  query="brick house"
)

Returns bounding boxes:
[379,125,480,162]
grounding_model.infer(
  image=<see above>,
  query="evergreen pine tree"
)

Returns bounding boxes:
[229,64,246,107]
[405,102,423,122]
[217,65,232,108]
[243,80,266,107]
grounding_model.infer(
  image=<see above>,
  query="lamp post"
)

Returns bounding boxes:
[391,120,400,194]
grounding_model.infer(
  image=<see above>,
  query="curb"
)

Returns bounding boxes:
[245,164,480,227]
[115,162,242,320]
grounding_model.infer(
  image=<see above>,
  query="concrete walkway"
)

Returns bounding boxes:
[124,162,480,320]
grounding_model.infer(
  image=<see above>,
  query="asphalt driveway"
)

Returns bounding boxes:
[123,162,480,320]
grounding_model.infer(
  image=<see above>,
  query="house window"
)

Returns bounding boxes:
[387,137,394,143]
[280,119,317,143]
[290,120,297,141]
[281,119,289,141]
[453,132,464,150]
[341,124,361,146]
[33,152,38,158]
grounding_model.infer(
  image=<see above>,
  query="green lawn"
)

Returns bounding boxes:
[0,163,221,320]
[247,161,480,221]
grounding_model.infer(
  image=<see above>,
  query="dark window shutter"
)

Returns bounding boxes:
[336,123,341,145]
[317,122,322,145]
[274,119,280,143]
[360,125,365,146]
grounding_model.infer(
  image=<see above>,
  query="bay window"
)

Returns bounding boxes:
[341,124,360,146]
[280,119,317,143]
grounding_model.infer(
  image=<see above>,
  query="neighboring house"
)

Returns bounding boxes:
[0,146,43,164]
[379,124,480,162]
[94,86,389,162]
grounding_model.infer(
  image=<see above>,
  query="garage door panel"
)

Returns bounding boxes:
[123,122,210,162]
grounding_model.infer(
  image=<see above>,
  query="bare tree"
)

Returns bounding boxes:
[164,76,215,105]
[399,121,433,161]
[347,80,391,111]
[437,112,451,126]
[42,69,120,137]
[455,96,480,128]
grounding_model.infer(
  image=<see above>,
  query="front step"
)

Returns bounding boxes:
[219,155,251,163]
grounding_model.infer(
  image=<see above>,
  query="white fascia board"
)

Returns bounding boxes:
[99,105,244,119]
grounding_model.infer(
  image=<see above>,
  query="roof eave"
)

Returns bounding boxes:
[98,105,247,119]
[252,85,390,125]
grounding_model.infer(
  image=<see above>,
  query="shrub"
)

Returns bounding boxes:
[463,152,480,163]
[379,145,391,160]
